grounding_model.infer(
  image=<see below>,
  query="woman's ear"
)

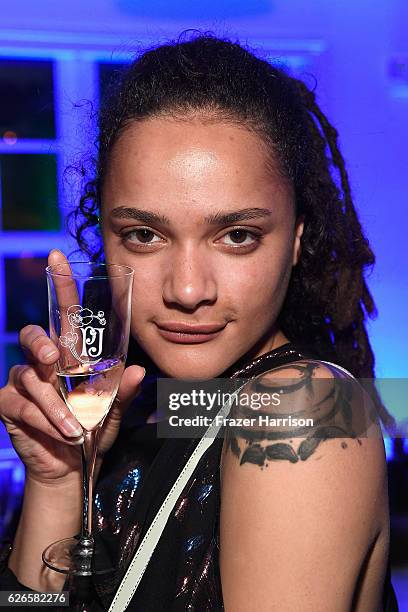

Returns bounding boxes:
[292,215,305,266]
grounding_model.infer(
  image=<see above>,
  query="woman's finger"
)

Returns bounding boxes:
[109,365,146,421]
[11,365,83,439]
[1,390,84,446]
[47,249,80,332]
[19,325,60,366]
[8,364,32,395]
[116,365,146,404]
[47,249,83,370]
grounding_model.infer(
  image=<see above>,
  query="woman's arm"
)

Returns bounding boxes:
[220,361,390,612]
[7,473,82,592]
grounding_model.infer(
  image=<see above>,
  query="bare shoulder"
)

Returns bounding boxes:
[219,359,390,610]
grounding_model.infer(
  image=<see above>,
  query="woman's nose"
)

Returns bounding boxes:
[162,246,217,310]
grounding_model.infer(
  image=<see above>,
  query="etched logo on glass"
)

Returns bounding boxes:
[59,305,106,365]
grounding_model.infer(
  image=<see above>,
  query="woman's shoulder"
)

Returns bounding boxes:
[219,348,390,610]
[221,346,388,525]
[229,340,359,386]
[248,353,355,384]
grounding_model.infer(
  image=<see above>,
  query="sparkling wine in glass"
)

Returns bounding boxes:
[42,261,134,576]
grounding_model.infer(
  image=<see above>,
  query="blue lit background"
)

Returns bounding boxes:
[0,0,407,604]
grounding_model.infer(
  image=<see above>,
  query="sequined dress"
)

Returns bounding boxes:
[0,341,400,611]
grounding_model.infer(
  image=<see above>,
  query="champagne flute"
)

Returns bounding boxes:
[42,261,134,576]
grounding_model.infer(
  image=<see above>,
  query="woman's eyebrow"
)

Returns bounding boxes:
[110,207,170,224]
[110,206,273,225]
[205,208,272,224]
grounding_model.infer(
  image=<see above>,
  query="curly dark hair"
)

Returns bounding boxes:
[68,31,396,434]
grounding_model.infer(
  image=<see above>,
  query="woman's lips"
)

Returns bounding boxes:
[155,322,227,344]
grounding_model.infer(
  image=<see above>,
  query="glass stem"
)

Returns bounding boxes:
[80,429,99,542]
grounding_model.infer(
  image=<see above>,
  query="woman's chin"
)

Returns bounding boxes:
[154,362,226,380]
[149,350,236,379]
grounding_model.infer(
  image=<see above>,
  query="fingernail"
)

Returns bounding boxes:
[71,436,85,445]
[61,416,83,438]
[39,345,57,361]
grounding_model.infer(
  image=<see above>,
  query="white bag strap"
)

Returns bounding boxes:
[107,381,247,612]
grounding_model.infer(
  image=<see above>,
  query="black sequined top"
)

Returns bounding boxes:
[0,341,400,611]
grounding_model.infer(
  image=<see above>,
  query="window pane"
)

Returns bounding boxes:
[5,256,48,332]
[98,62,128,107]
[1,154,60,231]
[0,59,55,140]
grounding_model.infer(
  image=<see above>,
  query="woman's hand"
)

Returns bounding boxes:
[0,327,84,484]
[0,249,144,486]
[0,337,145,485]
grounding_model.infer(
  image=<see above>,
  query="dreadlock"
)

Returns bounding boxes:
[279,77,395,433]
[68,30,396,435]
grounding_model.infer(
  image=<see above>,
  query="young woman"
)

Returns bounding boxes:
[0,33,399,611]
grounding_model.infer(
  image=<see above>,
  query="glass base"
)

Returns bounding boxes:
[42,536,114,576]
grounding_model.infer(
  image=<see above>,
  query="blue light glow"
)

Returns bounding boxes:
[383,437,395,462]
[117,0,271,20]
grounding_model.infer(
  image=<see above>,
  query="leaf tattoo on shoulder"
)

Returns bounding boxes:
[225,361,370,469]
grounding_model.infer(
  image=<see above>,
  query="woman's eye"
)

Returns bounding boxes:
[123,228,162,245]
[220,229,261,247]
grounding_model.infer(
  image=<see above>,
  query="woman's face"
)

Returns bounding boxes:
[101,117,304,379]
